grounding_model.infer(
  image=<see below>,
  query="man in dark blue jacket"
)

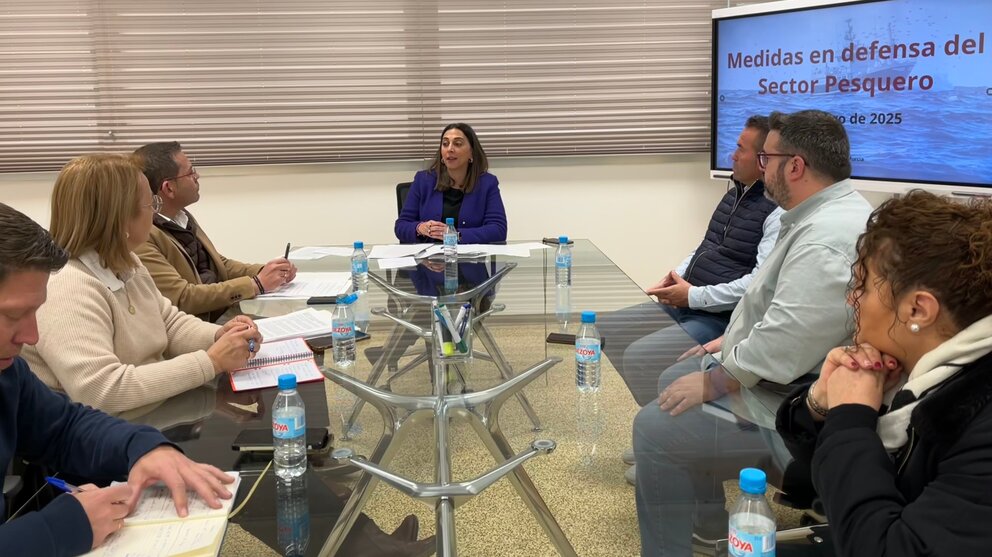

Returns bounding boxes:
[0,202,235,556]
[646,115,782,345]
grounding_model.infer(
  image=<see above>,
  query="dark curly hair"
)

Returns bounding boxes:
[851,189,992,340]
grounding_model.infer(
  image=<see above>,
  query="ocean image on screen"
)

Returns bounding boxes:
[713,0,992,187]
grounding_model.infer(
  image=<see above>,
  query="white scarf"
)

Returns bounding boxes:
[877,314,992,451]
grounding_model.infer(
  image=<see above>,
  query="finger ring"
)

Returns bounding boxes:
[842,345,858,353]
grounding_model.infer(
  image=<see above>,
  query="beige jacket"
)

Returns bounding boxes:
[135,212,263,321]
[22,255,221,413]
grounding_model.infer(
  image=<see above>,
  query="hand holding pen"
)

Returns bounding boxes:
[256,242,298,293]
[46,477,132,549]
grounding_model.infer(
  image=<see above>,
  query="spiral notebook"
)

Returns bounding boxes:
[229,337,323,392]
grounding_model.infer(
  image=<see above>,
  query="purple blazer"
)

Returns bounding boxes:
[394,170,508,244]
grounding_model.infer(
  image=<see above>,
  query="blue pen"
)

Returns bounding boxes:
[45,476,83,493]
[248,338,256,354]
[456,303,471,341]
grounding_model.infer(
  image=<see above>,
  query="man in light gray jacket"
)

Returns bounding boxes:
[633,110,874,557]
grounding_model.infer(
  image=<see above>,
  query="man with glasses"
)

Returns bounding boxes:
[632,110,873,556]
[615,115,781,482]
[132,142,296,322]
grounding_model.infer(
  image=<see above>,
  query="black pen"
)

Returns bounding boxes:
[284,242,291,259]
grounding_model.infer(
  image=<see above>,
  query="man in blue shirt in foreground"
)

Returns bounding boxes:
[0,202,235,556]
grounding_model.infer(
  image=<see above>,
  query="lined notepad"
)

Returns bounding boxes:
[84,473,241,557]
[229,337,323,391]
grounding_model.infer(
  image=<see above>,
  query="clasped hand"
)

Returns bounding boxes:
[209,315,264,373]
[810,342,904,414]
[418,220,448,240]
[646,270,691,308]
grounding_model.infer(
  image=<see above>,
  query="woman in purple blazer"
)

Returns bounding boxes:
[394,123,508,244]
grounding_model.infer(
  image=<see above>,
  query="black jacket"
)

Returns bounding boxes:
[683,178,777,287]
[776,351,992,557]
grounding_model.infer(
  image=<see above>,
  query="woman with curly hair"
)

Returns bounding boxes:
[777,189,992,555]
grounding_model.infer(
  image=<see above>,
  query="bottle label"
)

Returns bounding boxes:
[351,259,368,274]
[728,527,775,557]
[575,339,601,363]
[444,233,457,247]
[332,320,355,340]
[556,254,571,269]
[273,413,305,439]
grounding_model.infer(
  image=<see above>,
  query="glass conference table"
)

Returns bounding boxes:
[122,239,789,556]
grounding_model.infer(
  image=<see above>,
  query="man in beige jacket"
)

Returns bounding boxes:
[133,142,297,322]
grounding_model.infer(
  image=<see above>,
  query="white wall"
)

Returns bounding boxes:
[0,153,893,290]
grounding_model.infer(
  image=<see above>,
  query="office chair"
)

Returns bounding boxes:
[395,181,412,215]
[3,462,22,519]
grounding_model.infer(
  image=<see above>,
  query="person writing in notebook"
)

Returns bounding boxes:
[0,202,235,557]
[132,141,297,322]
[21,154,263,413]
[394,123,508,244]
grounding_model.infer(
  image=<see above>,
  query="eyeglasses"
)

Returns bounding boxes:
[756,151,799,171]
[143,195,164,213]
[165,166,198,182]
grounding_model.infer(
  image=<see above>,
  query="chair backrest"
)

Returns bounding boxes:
[395,182,413,216]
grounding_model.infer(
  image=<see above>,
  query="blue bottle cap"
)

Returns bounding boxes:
[338,293,358,305]
[559,235,568,243]
[354,241,364,249]
[580,311,596,324]
[739,467,767,495]
[278,374,297,390]
[446,217,455,225]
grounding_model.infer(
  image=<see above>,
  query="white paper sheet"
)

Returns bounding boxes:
[124,473,242,525]
[257,272,351,299]
[368,243,433,259]
[419,244,532,258]
[288,246,353,260]
[86,516,227,557]
[255,308,333,342]
[376,256,418,270]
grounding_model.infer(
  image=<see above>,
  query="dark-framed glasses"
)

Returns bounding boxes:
[756,151,799,170]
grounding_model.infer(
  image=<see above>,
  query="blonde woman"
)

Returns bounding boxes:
[22,154,262,413]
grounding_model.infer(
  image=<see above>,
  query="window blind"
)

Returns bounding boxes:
[0,1,741,172]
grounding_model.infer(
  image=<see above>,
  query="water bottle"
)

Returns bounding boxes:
[273,374,307,479]
[332,293,357,368]
[555,236,572,286]
[444,258,459,294]
[351,241,370,331]
[576,390,602,466]
[276,475,310,556]
[728,468,776,557]
[575,311,602,393]
[444,217,458,262]
[555,284,571,332]
[351,241,368,292]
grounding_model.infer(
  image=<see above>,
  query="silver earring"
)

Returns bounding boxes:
[125,231,130,239]
[910,323,920,333]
